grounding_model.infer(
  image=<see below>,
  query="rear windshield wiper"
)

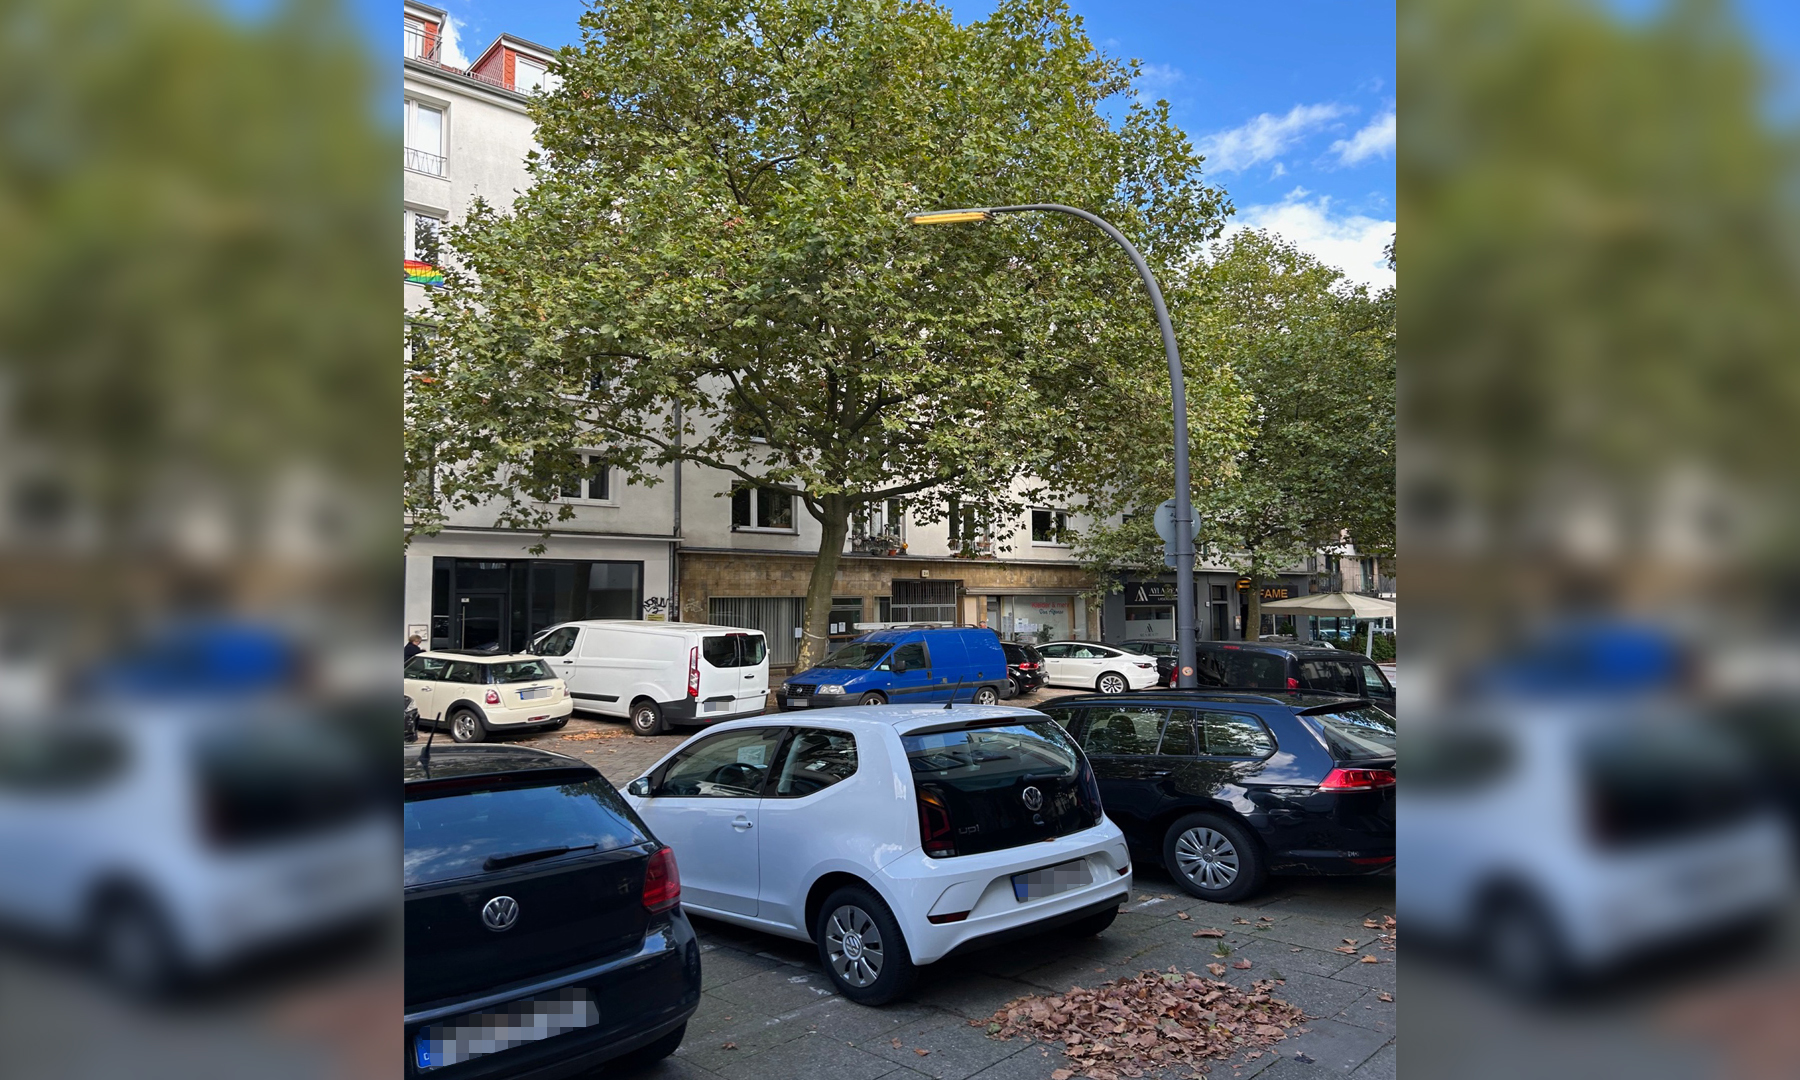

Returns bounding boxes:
[483,843,597,873]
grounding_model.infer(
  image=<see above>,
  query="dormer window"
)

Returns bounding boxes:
[404,16,437,61]
[514,56,546,93]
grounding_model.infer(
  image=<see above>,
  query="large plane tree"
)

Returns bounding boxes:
[404,0,1230,666]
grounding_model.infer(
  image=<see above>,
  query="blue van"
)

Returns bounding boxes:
[775,627,1009,710]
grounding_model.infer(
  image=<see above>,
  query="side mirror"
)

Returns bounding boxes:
[626,777,652,798]
[892,659,908,674]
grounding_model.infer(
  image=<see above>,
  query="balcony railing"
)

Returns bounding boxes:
[404,23,515,94]
[405,147,446,176]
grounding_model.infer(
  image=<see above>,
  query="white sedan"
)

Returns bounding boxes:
[1034,642,1162,694]
[624,705,1132,1004]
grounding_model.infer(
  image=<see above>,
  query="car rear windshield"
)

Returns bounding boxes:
[821,641,891,669]
[490,658,553,683]
[1197,650,1288,689]
[1303,706,1397,761]
[1581,724,1764,847]
[903,721,1100,856]
[404,778,646,887]
[193,725,380,848]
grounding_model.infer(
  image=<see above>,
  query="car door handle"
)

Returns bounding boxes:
[731,816,754,831]
[744,674,756,679]
[1147,770,1172,779]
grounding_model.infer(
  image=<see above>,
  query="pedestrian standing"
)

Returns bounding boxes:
[404,634,424,662]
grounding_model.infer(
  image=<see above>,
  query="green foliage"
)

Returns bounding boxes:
[407,0,1232,661]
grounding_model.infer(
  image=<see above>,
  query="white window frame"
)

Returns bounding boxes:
[731,485,797,534]
[514,55,547,94]
[404,207,445,264]
[404,98,447,177]
[557,452,617,506]
[1030,508,1071,547]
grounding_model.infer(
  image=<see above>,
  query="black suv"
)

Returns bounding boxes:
[1000,640,1046,697]
[404,744,700,1078]
[1040,691,1396,902]
[1189,641,1396,716]
[1121,639,1178,684]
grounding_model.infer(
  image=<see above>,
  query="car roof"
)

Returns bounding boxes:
[1051,689,1367,711]
[545,620,759,633]
[418,650,543,662]
[694,703,1051,738]
[403,743,596,785]
[1198,641,1362,658]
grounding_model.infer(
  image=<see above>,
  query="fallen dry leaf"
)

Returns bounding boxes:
[1334,946,1358,955]
[1232,917,1251,925]
[1232,960,1253,970]
[891,1038,903,1049]
[557,728,629,741]
[1192,928,1225,938]
[1343,938,1359,946]
[1176,911,1191,920]
[1359,955,1381,964]
[914,1048,930,1056]
[721,1042,737,1050]
[1377,992,1393,1002]
[976,967,1305,1077]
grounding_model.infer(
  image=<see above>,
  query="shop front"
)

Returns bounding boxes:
[1103,573,1244,645]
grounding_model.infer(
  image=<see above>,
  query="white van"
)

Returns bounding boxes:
[528,621,770,735]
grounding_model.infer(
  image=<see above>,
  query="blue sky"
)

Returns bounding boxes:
[348,0,1800,288]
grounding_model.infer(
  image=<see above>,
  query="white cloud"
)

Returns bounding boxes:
[1330,110,1396,166]
[1134,62,1185,100]
[1269,162,1286,179]
[1228,192,1395,289]
[438,13,472,67]
[1198,103,1351,174]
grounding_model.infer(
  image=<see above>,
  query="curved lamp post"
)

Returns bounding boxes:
[907,204,1199,689]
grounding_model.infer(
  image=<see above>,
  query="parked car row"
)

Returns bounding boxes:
[403,681,1400,1076]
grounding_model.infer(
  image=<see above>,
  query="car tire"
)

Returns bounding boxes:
[1096,671,1129,695]
[549,716,569,731]
[1008,675,1022,697]
[91,893,184,997]
[608,1021,686,1074]
[1059,905,1120,938]
[1478,891,1570,998]
[857,692,887,706]
[814,884,915,1006]
[1163,813,1265,903]
[448,708,485,744]
[630,699,665,736]
[971,686,1000,705]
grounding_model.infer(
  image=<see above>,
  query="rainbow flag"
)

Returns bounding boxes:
[404,259,445,287]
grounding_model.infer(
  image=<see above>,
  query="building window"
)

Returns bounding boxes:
[403,16,438,61]
[514,56,547,93]
[1031,509,1070,545]
[731,485,794,531]
[404,99,446,176]
[709,597,804,666]
[404,209,443,264]
[890,580,956,624]
[947,497,989,544]
[557,452,613,503]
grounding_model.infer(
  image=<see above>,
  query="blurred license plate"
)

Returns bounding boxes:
[517,687,550,701]
[786,698,808,707]
[414,988,597,1071]
[1012,859,1091,901]
[704,700,728,713]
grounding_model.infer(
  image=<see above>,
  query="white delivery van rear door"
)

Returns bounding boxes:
[698,631,769,718]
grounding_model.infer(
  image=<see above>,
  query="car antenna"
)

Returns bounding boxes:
[419,720,437,768]
[944,677,972,710]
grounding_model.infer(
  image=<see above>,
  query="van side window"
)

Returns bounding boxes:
[771,729,858,797]
[1359,662,1389,694]
[534,627,578,657]
[882,642,927,671]
[702,635,739,668]
[1299,660,1360,695]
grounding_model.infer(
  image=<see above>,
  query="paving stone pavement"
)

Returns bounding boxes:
[499,701,1396,1079]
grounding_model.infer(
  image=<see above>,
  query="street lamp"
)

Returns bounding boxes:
[907,203,1200,689]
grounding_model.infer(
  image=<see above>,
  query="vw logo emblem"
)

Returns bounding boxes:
[1021,785,1044,812]
[481,895,520,932]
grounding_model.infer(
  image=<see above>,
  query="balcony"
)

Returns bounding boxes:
[404,23,514,94]
[405,147,446,177]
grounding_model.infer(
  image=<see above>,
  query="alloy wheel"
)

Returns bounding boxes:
[451,712,480,742]
[824,904,884,988]
[973,687,999,705]
[1174,827,1240,891]
[1098,673,1127,695]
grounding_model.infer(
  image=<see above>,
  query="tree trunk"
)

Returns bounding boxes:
[1245,586,1261,642]
[797,494,850,670]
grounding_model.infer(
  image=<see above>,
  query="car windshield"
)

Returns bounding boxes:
[1305,706,1397,761]
[490,659,553,682]
[820,641,892,669]
[404,778,644,887]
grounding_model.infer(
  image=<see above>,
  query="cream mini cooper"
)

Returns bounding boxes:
[403,651,573,743]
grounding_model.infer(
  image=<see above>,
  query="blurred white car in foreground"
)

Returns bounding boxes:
[1400,703,1792,993]
[0,709,391,993]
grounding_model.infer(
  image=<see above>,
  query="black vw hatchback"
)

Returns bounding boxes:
[1040,691,1396,902]
[404,743,700,1078]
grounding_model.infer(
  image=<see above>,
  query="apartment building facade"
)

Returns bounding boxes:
[402,2,676,653]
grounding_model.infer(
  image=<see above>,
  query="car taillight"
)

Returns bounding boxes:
[917,790,956,858]
[687,646,700,698]
[642,847,681,913]
[1020,662,1036,670]
[1078,759,1103,813]
[1286,676,1300,690]
[1318,768,1397,791]
[484,689,501,705]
